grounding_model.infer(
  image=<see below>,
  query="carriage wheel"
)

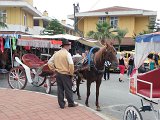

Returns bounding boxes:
[123,105,143,120]
[8,67,27,89]
[72,76,77,93]
[31,75,46,87]
[30,69,46,87]
[44,78,51,94]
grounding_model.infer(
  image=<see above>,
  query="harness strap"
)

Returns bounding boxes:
[93,64,105,73]
[88,47,99,70]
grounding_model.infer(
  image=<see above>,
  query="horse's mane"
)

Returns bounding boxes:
[94,46,106,65]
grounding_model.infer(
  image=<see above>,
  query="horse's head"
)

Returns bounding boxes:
[102,42,118,68]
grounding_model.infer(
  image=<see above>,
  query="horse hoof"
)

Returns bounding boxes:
[96,107,101,111]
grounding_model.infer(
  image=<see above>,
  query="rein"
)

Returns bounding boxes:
[92,52,105,74]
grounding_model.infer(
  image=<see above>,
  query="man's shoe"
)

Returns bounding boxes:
[68,103,78,107]
[60,106,65,109]
[60,101,66,109]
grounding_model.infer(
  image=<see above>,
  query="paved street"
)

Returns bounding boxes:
[0,73,156,120]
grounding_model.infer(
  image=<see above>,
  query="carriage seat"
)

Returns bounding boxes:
[22,54,45,68]
[137,68,160,98]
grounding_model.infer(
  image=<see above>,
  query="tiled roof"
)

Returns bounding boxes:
[88,6,153,13]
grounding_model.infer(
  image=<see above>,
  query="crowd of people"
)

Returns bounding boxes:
[117,52,160,82]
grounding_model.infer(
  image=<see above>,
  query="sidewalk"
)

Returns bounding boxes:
[0,88,111,120]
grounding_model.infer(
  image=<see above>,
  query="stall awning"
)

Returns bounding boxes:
[32,34,81,41]
[136,32,160,42]
[17,38,62,48]
[78,38,103,47]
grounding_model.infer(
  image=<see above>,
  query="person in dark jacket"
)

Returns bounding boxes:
[104,61,111,80]
[127,54,134,77]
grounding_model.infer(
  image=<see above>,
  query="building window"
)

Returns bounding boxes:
[0,10,7,23]
[34,19,39,26]
[24,13,27,26]
[110,17,118,29]
[98,17,106,24]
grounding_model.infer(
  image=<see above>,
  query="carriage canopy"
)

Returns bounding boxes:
[134,32,160,70]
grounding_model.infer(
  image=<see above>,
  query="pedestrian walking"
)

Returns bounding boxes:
[48,40,78,109]
[118,53,126,82]
[104,61,111,80]
[127,54,134,77]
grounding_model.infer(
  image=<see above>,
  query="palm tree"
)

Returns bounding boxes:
[87,22,114,43]
[0,17,7,28]
[114,28,128,51]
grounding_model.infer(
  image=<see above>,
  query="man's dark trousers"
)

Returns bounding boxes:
[56,72,74,108]
[104,67,110,80]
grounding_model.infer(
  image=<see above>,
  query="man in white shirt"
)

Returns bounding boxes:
[104,61,111,80]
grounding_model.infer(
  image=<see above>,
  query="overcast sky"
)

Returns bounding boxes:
[33,0,160,25]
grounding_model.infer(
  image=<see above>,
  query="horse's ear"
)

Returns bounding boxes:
[100,40,106,46]
[105,42,110,48]
[110,42,114,46]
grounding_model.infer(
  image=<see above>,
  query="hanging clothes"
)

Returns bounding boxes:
[4,36,10,49]
[12,37,17,50]
[0,37,4,52]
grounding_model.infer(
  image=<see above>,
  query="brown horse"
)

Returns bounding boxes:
[74,42,118,111]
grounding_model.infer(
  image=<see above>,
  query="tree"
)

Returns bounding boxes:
[0,16,7,28]
[87,22,114,43]
[148,20,160,32]
[114,28,128,51]
[44,19,64,35]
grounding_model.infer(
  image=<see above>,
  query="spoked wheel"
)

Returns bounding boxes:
[123,105,143,120]
[8,67,27,89]
[31,69,46,87]
[44,78,51,94]
[31,75,46,87]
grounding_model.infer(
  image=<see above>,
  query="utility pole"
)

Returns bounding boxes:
[73,3,80,32]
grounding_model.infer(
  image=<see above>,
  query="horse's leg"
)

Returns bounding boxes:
[95,79,102,111]
[85,80,91,107]
[76,75,81,100]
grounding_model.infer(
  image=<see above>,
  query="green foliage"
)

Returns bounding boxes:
[113,28,128,51]
[45,19,65,35]
[147,20,160,32]
[87,22,114,42]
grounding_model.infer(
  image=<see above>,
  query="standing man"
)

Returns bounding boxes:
[104,61,111,80]
[48,40,78,109]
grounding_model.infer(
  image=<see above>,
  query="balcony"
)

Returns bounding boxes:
[0,0,42,17]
